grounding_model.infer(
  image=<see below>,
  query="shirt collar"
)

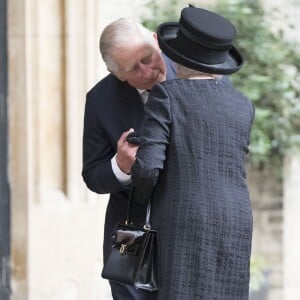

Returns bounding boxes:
[137,89,146,95]
[137,89,149,104]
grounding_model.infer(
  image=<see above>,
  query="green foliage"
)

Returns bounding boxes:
[142,0,300,175]
[249,255,267,292]
[215,0,300,174]
[142,0,183,30]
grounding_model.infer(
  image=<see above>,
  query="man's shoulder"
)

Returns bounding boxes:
[87,73,119,98]
[87,73,137,100]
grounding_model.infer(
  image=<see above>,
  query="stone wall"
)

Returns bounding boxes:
[248,155,300,300]
[248,166,283,300]
[6,0,300,299]
[283,155,300,300]
[8,0,147,299]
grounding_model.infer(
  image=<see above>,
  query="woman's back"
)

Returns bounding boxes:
[161,78,253,202]
[133,77,254,299]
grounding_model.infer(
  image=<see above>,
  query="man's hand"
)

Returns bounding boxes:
[116,129,139,174]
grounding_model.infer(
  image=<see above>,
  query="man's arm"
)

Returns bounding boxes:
[82,105,119,194]
[111,154,131,184]
[82,89,140,194]
[81,93,117,194]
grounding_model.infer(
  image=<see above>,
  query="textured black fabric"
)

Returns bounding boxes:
[132,78,255,300]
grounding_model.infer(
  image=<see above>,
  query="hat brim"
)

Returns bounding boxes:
[157,22,244,75]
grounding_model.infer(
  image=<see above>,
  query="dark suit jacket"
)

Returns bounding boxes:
[82,55,176,261]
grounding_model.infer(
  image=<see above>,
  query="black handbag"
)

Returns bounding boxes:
[101,187,159,292]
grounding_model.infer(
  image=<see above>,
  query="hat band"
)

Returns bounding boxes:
[179,23,232,50]
[175,31,229,65]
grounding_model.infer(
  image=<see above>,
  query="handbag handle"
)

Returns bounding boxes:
[125,186,152,230]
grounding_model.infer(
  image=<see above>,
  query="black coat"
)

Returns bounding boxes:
[131,78,255,300]
[82,55,176,262]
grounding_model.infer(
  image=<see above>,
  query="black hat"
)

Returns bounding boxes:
[157,6,244,74]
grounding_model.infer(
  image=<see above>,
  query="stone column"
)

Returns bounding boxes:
[64,0,98,202]
[35,0,66,202]
[7,1,158,299]
[8,0,29,299]
[8,0,67,298]
[283,154,300,300]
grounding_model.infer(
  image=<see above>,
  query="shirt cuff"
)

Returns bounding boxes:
[111,154,132,185]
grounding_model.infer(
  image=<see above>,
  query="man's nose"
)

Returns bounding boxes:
[139,64,153,79]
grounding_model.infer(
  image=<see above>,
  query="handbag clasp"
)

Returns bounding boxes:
[120,243,127,255]
[143,224,151,231]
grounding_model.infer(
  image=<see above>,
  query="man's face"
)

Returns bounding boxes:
[111,35,167,90]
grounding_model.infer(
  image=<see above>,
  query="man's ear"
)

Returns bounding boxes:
[152,32,161,51]
[152,32,158,43]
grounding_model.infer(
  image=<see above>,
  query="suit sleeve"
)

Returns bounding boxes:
[131,84,171,204]
[82,92,123,194]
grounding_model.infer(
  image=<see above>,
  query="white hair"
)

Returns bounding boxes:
[176,63,222,79]
[100,18,155,74]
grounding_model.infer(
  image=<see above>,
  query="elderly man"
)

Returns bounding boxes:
[82,18,176,300]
